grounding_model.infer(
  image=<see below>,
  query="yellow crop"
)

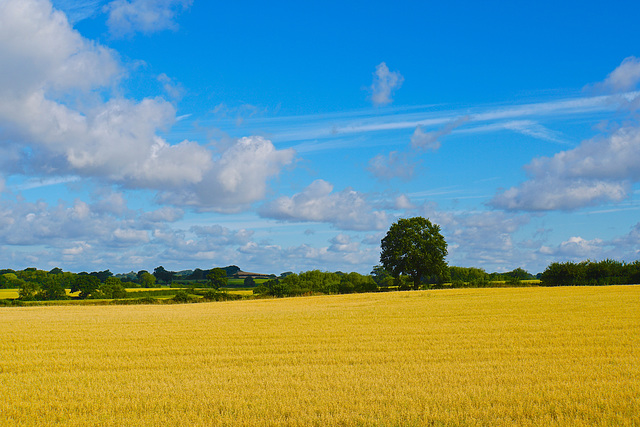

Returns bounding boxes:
[1,286,638,426]
[0,289,18,299]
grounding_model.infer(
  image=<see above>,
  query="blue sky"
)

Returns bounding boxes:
[1,0,640,275]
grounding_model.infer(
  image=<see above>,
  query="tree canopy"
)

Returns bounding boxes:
[380,217,449,289]
[207,268,228,289]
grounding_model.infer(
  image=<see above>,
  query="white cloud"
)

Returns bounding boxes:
[369,62,403,106]
[113,228,149,243]
[92,191,128,215]
[159,136,295,211]
[492,179,628,211]
[411,116,470,151]
[237,241,379,274]
[0,0,120,95]
[556,236,604,258]
[492,58,640,212]
[599,56,640,92]
[0,194,275,271]
[537,222,640,264]
[259,179,390,231]
[62,242,91,256]
[104,0,192,37]
[0,1,293,212]
[491,126,640,211]
[367,151,418,181]
[537,236,615,264]
[0,0,209,188]
[329,234,360,253]
[393,194,415,210]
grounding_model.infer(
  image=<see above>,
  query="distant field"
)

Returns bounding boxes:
[0,289,18,299]
[226,277,267,287]
[1,286,638,426]
[226,289,254,296]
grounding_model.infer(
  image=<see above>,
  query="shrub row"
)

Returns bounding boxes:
[540,259,640,286]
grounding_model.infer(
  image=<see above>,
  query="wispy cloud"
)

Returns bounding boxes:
[221,93,634,151]
[52,0,110,23]
[12,176,81,191]
[105,0,192,37]
[456,120,570,145]
[411,116,470,151]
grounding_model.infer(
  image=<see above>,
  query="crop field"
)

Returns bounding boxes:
[0,289,18,299]
[1,286,639,426]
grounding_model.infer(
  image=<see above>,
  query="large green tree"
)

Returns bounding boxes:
[380,217,449,289]
[71,274,100,299]
[139,271,156,288]
[207,268,228,289]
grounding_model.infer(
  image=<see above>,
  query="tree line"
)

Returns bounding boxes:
[1,260,638,303]
[253,271,378,297]
[0,265,239,301]
[539,259,640,286]
[2,217,640,303]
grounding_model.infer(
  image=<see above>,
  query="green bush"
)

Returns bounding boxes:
[171,291,193,303]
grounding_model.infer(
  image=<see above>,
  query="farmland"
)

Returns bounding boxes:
[1,286,639,426]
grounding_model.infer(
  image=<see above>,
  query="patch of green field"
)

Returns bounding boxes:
[226,278,267,287]
[1,286,638,426]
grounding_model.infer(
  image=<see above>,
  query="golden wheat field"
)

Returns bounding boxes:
[1,286,639,426]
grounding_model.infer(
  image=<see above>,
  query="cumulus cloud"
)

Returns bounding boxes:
[0,198,125,247]
[367,151,418,181]
[0,193,271,271]
[159,136,295,211]
[491,126,640,211]
[537,222,640,263]
[0,0,207,187]
[104,0,192,37]
[0,0,120,95]
[329,234,360,253]
[259,179,390,231]
[492,179,628,211]
[598,56,640,92]
[539,236,606,260]
[113,228,149,244]
[491,56,640,212]
[393,194,415,210]
[369,62,403,106]
[0,0,293,212]
[92,191,128,216]
[411,116,470,151]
